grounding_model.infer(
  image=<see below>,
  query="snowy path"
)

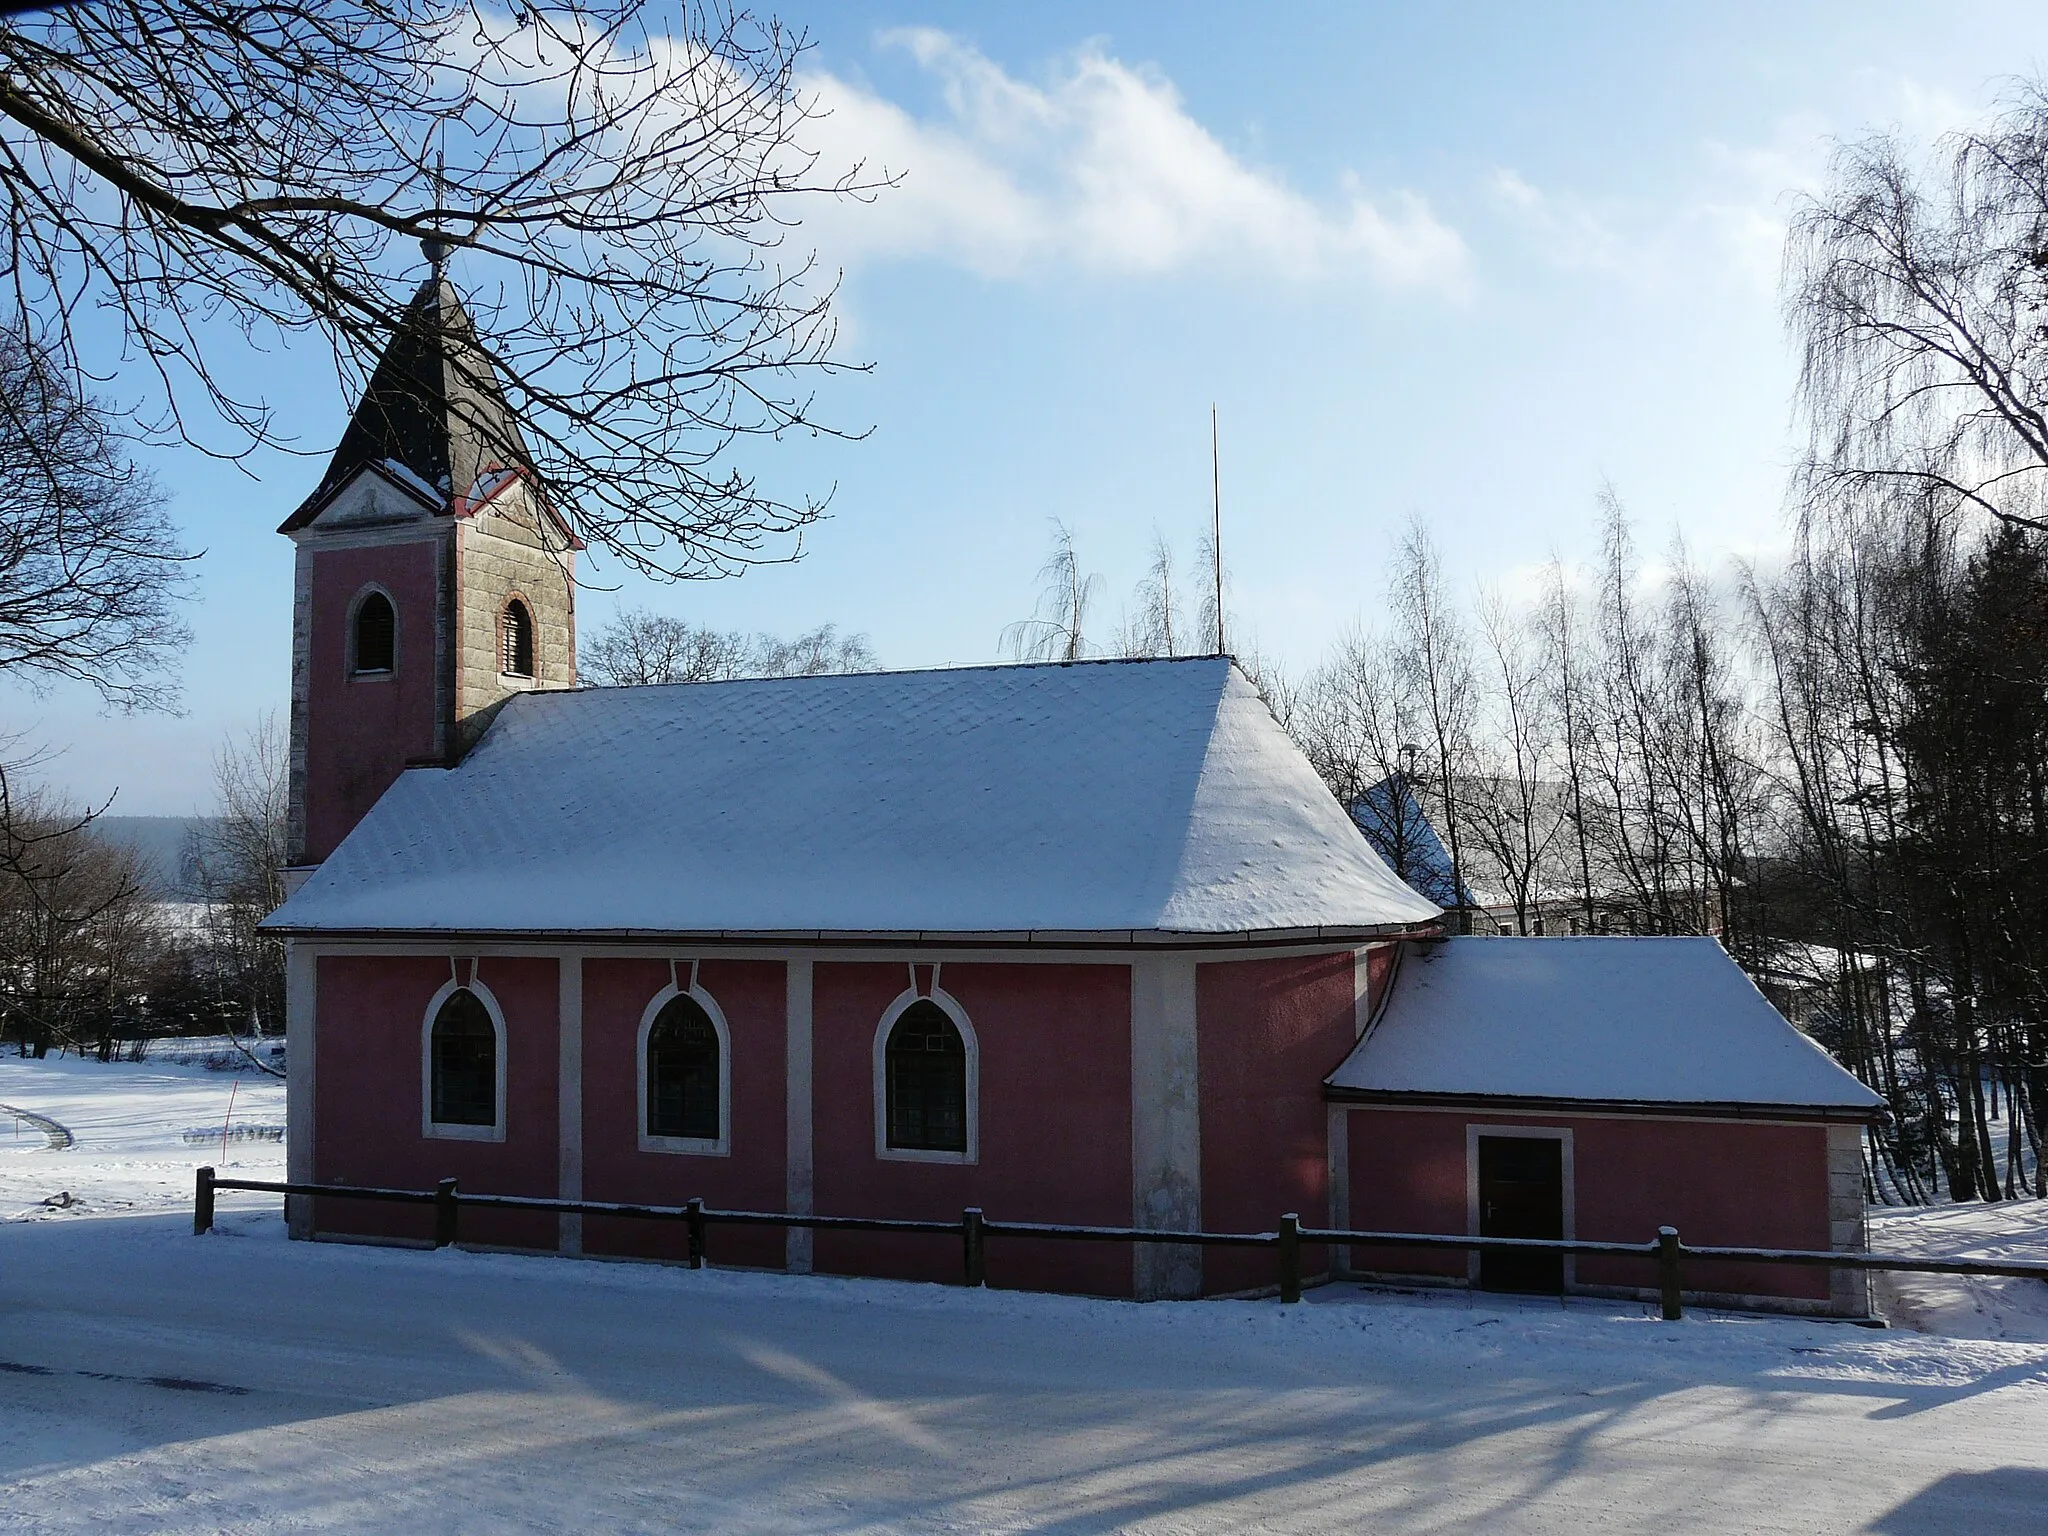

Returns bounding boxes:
[0,1051,2044,1531]
[0,1214,2043,1531]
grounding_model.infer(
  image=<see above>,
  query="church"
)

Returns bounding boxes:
[262,276,1884,1313]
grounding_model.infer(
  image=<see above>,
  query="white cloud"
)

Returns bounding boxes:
[799,31,1469,293]
[1486,127,1824,296]
[1483,168,1627,272]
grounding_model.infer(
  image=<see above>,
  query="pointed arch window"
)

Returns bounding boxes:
[351,590,395,675]
[500,598,535,678]
[647,994,720,1141]
[637,979,731,1155]
[427,986,500,1132]
[885,1000,969,1154]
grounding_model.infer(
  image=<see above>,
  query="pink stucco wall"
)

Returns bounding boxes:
[1343,1107,1834,1302]
[1197,951,1357,1295]
[304,540,441,863]
[809,961,1134,1295]
[578,958,787,1268]
[312,954,560,1250]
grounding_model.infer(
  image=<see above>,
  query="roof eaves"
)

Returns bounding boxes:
[1320,1085,1887,1123]
[257,920,1440,949]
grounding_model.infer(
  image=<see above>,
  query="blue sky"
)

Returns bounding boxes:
[11,1,2047,813]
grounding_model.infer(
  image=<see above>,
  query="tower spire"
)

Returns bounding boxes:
[421,144,451,273]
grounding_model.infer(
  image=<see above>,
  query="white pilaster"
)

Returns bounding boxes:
[285,941,317,1238]
[785,958,815,1273]
[1327,1102,1351,1276]
[558,954,583,1255]
[1130,954,1202,1299]
[1353,946,1375,1038]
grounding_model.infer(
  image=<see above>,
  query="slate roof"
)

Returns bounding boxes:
[262,657,1443,941]
[278,278,541,532]
[1327,937,1886,1117]
[1351,772,1476,908]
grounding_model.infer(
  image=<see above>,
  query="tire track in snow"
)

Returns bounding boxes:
[0,1102,74,1150]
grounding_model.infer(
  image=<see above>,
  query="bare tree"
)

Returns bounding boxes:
[187,716,290,1066]
[0,328,191,710]
[1293,629,1407,812]
[1002,520,1101,662]
[581,607,875,685]
[0,1,884,580]
[1389,520,1476,925]
[0,768,162,1058]
[1118,531,1192,659]
[1538,556,1601,931]
[1787,81,2048,540]
[1463,589,1567,933]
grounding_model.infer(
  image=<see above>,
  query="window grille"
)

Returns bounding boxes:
[430,989,497,1126]
[646,994,720,1140]
[501,599,535,677]
[885,1000,967,1152]
[353,592,395,674]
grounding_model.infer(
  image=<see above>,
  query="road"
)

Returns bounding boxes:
[0,1207,2044,1532]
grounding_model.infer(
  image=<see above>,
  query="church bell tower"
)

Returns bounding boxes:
[280,271,579,875]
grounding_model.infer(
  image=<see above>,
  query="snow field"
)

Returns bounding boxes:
[0,1051,2044,1532]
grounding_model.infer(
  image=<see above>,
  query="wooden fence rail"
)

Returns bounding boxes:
[195,1169,2048,1321]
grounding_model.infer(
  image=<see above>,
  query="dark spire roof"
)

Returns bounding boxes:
[1351,772,1476,909]
[279,278,536,532]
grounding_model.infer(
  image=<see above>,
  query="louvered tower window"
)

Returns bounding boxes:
[500,599,535,677]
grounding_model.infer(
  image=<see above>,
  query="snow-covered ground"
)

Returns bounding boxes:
[1870,1201,2048,1344]
[1,1052,2046,1532]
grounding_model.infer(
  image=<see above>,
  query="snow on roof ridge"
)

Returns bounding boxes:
[557,652,1239,698]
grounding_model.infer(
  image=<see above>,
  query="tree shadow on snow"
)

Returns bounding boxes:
[0,1210,2045,1530]
[1867,1468,2048,1530]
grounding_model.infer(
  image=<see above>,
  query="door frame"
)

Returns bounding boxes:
[1466,1124,1575,1290]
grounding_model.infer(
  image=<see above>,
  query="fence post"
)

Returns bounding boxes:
[963,1207,986,1288]
[1278,1212,1302,1304]
[434,1178,459,1249]
[1657,1226,1683,1321]
[685,1197,706,1270]
[194,1165,215,1236]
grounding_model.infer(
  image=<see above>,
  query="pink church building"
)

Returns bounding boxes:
[263,278,1883,1311]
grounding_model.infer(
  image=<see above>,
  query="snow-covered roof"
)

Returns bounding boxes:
[1327,937,1886,1117]
[263,657,1441,941]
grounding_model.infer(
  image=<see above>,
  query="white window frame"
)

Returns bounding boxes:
[873,983,979,1166]
[636,972,732,1157]
[346,582,399,680]
[421,970,507,1143]
[1465,1123,1575,1289]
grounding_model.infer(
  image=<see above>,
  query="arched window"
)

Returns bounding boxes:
[500,598,535,677]
[646,992,721,1141]
[351,591,395,675]
[429,988,497,1128]
[885,1000,968,1153]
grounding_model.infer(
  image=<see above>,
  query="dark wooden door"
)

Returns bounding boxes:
[1477,1135,1564,1294]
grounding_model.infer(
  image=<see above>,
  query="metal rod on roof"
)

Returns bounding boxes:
[1210,404,1224,656]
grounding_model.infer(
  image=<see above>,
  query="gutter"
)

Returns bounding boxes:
[1320,1085,1887,1125]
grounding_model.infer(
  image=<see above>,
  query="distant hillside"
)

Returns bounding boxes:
[91,816,219,899]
